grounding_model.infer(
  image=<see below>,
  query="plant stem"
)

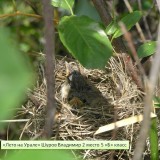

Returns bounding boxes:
[42,0,56,138]
[64,0,74,15]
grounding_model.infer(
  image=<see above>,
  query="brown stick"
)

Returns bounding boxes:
[119,22,146,77]
[0,11,58,25]
[42,0,56,138]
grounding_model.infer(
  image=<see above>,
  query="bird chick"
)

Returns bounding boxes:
[61,62,88,104]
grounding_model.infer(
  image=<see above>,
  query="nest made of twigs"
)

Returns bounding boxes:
[14,54,147,159]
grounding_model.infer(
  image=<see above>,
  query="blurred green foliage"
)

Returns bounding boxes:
[0,27,34,123]
[0,1,43,55]
[5,150,75,160]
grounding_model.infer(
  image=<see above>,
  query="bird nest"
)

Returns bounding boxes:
[13,54,146,159]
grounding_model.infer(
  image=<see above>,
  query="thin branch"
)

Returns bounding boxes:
[119,22,145,90]
[119,22,146,76]
[122,53,144,90]
[42,0,56,138]
[91,0,112,26]
[0,119,30,123]
[133,24,160,160]
[0,11,58,24]
[138,0,152,39]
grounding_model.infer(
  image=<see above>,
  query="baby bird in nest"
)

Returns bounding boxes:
[61,62,88,106]
[61,62,105,108]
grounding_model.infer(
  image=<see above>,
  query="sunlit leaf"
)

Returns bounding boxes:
[113,11,142,38]
[0,28,33,122]
[58,16,113,69]
[137,41,156,58]
[105,21,119,35]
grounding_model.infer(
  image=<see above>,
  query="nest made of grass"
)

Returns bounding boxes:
[13,54,147,159]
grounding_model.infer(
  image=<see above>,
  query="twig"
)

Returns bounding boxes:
[19,120,32,140]
[94,113,156,135]
[133,24,160,160]
[119,22,145,90]
[119,22,146,76]
[0,119,30,123]
[27,93,40,107]
[42,0,56,138]
[138,0,153,39]
[0,11,58,24]
[122,53,144,90]
[91,0,112,26]
[123,0,146,42]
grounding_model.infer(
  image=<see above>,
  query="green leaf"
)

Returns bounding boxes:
[58,16,113,69]
[142,1,152,10]
[149,118,159,160]
[137,41,156,58]
[105,21,119,35]
[155,104,160,107]
[6,150,74,160]
[74,0,101,22]
[51,0,74,14]
[0,28,33,122]
[113,11,142,38]
[154,96,160,107]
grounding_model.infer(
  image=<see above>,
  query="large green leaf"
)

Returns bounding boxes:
[113,11,142,38]
[51,0,74,14]
[58,16,113,69]
[0,28,33,122]
[6,150,74,160]
[137,41,156,58]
